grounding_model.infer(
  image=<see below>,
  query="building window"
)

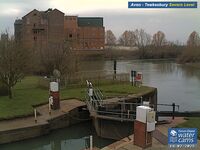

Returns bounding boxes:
[33,30,39,34]
[34,36,37,41]
[69,34,72,38]
[33,13,37,16]
[33,24,36,27]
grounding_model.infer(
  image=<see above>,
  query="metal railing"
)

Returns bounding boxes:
[85,82,185,121]
[85,87,140,121]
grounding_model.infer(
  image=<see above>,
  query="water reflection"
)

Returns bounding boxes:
[154,62,177,74]
[178,65,200,80]
[0,122,115,150]
[153,62,200,81]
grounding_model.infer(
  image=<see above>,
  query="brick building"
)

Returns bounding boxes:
[14,9,105,50]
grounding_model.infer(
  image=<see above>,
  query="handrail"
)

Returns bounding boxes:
[85,81,182,121]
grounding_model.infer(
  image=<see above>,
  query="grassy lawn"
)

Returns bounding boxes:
[177,117,200,139]
[0,76,154,120]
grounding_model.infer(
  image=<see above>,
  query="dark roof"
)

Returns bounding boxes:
[22,9,64,19]
[78,17,103,27]
[14,19,22,25]
[22,9,38,19]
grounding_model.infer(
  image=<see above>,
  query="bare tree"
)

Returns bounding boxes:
[38,43,78,84]
[118,30,136,46]
[132,29,151,58]
[152,31,167,47]
[187,31,200,47]
[133,29,151,49]
[105,30,116,46]
[0,34,29,99]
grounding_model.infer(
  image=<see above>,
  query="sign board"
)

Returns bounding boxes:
[168,128,198,148]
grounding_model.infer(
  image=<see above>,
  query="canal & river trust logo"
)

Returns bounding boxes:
[168,128,198,148]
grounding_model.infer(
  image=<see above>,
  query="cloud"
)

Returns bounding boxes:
[49,0,126,14]
[0,0,52,17]
[1,8,21,16]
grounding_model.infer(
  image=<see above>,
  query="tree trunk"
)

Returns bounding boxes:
[8,86,12,99]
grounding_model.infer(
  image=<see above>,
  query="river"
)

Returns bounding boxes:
[1,60,200,150]
[79,59,200,112]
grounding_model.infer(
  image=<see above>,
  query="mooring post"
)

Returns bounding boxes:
[131,70,134,86]
[172,103,175,120]
[113,60,117,80]
[90,135,93,150]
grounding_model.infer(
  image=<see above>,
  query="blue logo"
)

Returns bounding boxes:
[128,1,198,8]
[168,128,197,148]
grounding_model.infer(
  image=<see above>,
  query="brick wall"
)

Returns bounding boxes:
[15,9,105,50]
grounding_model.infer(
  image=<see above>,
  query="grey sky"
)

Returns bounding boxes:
[0,0,200,43]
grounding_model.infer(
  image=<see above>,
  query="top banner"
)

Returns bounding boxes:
[128,1,198,8]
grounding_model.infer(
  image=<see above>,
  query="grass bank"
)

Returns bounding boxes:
[177,117,200,139]
[0,76,153,120]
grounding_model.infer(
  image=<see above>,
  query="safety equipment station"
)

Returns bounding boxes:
[134,105,156,148]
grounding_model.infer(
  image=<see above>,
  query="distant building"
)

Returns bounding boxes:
[14,9,105,50]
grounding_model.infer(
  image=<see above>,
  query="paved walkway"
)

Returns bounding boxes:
[101,117,200,150]
[0,99,85,132]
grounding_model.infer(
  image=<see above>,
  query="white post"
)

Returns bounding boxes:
[34,108,37,123]
[49,101,51,115]
[90,135,93,150]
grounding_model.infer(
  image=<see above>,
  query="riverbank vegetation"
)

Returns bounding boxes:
[0,76,153,120]
[105,30,200,63]
[177,47,200,63]
[177,117,200,139]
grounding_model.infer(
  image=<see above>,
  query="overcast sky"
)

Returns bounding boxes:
[0,0,200,43]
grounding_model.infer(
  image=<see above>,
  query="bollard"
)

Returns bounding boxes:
[90,135,93,150]
[34,108,37,123]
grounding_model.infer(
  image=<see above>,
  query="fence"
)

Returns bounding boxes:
[85,87,140,121]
